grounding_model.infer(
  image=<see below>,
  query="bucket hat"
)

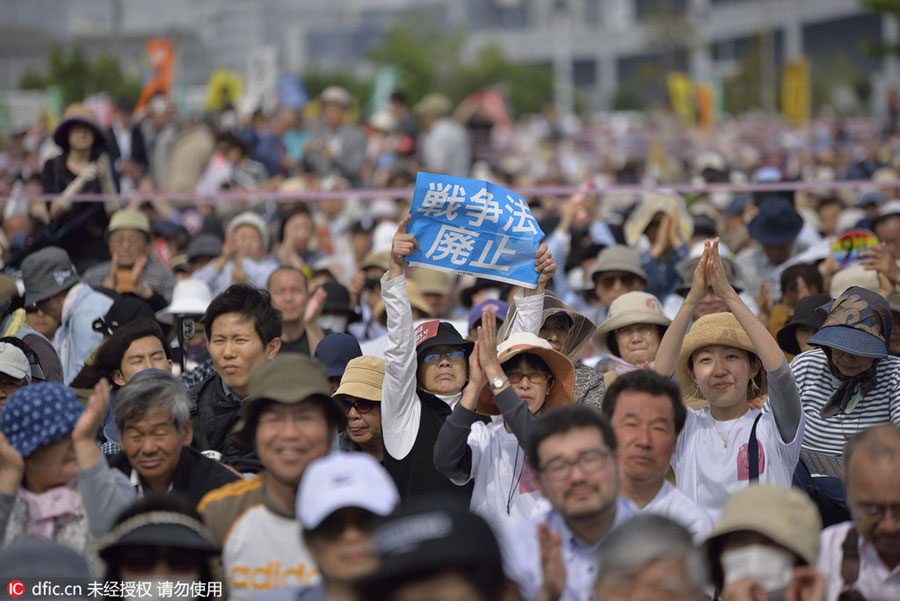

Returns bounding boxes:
[0,382,84,459]
[704,485,821,576]
[747,196,803,245]
[677,312,766,401]
[229,211,269,249]
[872,199,900,231]
[52,104,106,151]
[107,208,151,237]
[593,291,670,357]
[156,280,212,324]
[829,264,881,298]
[21,246,80,306]
[776,293,831,356]
[320,86,353,109]
[411,269,452,295]
[233,353,345,446]
[589,245,648,284]
[334,356,384,401]
[806,286,891,359]
[298,453,398,530]
[476,332,574,415]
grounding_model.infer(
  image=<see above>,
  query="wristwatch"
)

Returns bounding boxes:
[490,376,509,391]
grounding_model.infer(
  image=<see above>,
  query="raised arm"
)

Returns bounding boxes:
[434,342,486,483]
[509,243,556,336]
[381,215,424,461]
[707,240,785,372]
[654,241,710,377]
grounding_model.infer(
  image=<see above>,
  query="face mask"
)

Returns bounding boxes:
[721,544,794,596]
[318,314,348,333]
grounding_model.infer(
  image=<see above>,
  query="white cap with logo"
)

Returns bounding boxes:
[297,452,399,530]
[0,342,31,382]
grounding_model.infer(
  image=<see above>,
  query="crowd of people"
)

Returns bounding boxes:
[0,85,898,601]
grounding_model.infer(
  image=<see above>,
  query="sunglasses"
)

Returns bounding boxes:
[337,397,378,415]
[423,350,466,363]
[118,545,207,572]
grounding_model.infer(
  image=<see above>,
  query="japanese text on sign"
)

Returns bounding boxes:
[406,172,544,287]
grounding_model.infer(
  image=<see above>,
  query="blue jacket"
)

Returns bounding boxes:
[54,284,113,384]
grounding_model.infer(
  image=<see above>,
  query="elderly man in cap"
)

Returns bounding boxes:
[301,86,367,186]
[197,353,346,601]
[82,207,176,305]
[21,246,113,384]
[817,425,900,600]
[736,195,809,299]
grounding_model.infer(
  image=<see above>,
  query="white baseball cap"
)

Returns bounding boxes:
[297,453,399,530]
[0,343,31,382]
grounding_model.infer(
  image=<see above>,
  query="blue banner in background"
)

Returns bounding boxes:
[406,172,545,288]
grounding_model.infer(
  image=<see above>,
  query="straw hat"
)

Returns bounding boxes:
[623,191,693,247]
[476,332,574,416]
[593,291,670,357]
[676,312,766,401]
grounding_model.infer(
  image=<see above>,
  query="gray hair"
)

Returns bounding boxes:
[596,514,707,597]
[843,424,900,480]
[113,370,191,433]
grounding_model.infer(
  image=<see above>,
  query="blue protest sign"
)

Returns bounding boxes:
[406,172,545,288]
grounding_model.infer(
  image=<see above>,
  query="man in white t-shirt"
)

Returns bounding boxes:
[602,369,713,543]
[818,425,900,601]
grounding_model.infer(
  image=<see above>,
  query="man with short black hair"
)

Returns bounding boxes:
[190,284,282,473]
[602,370,712,542]
[198,353,346,601]
[504,405,638,601]
[267,265,324,356]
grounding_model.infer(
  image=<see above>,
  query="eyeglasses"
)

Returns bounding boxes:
[506,370,551,385]
[423,350,466,364]
[119,545,207,572]
[539,448,612,482]
[853,501,900,522]
[337,397,378,415]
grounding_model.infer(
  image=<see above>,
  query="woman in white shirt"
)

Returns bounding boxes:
[655,239,804,518]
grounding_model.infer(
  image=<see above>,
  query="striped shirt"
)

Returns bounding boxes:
[790,348,900,458]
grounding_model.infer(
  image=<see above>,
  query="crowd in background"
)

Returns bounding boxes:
[0,85,897,601]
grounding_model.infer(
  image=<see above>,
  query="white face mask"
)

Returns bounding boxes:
[721,544,794,595]
[318,314,348,333]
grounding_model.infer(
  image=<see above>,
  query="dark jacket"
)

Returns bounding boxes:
[190,374,261,473]
[108,444,240,508]
[382,390,478,504]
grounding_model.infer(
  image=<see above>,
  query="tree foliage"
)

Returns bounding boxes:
[18,44,141,106]
[860,0,900,56]
[364,11,552,116]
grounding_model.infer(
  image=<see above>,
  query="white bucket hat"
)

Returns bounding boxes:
[156,280,213,324]
[593,291,671,357]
